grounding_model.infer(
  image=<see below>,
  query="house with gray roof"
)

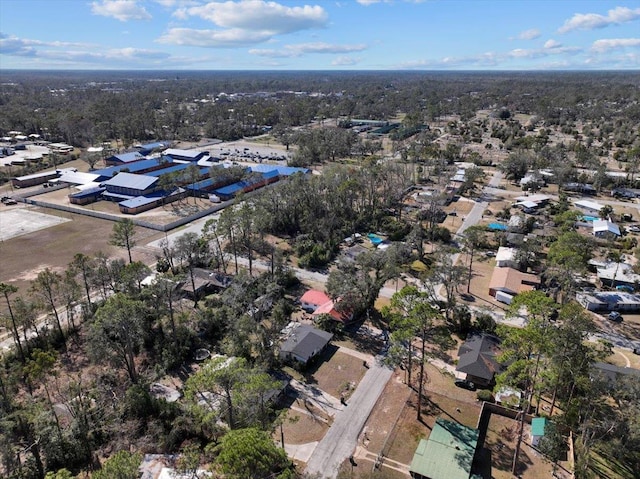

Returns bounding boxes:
[455,334,502,388]
[279,323,333,365]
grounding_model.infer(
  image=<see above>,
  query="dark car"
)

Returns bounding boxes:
[454,379,476,391]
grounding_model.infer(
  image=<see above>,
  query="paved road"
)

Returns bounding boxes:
[305,358,393,478]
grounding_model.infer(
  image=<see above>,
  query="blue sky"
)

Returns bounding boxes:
[1,0,639,70]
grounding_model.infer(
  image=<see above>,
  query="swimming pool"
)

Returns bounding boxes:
[487,223,507,231]
[581,215,599,222]
[367,233,384,245]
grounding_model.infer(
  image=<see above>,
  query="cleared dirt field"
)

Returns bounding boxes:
[458,251,511,312]
[0,204,161,292]
[277,406,329,445]
[303,346,368,401]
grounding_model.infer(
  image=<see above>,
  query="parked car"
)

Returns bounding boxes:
[607,311,623,322]
[616,285,634,293]
[454,379,476,391]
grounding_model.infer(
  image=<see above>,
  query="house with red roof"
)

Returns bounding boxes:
[300,289,331,312]
[300,289,354,324]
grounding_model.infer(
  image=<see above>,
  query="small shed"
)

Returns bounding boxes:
[531,417,548,447]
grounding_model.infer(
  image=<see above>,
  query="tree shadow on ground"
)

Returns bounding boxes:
[413,394,466,428]
[301,343,339,384]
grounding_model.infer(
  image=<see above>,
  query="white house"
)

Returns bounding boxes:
[577,291,640,312]
[495,247,518,269]
[513,194,551,205]
[593,220,621,239]
[596,261,640,288]
[573,199,604,215]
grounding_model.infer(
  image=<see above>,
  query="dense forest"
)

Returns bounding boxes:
[1,70,639,147]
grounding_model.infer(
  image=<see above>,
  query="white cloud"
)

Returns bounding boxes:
[509,44,580,58]
[356,0,427,4]
[509,48,544,59]
[396,52,499,70]
[91,0,152,21]
[558,6,640,34]
[0,34,92,56]
[161,1,328,47]
[591,38,640,53]
[396,43,586,70]
[250,42,366,57]
[158,27,273,47]
[517,29,541,40]
[0,33,179,68]
[154,0,198,6]
[332,56,360,66]
[183,1,327,33]
[544,39,562,49]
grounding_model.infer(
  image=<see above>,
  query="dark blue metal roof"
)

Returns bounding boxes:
[92,158,166,178]
[215,182,245,196]
[250,164,309,176]
[69,186,105,198]
[186,178,216,191]
[146,163,190,177]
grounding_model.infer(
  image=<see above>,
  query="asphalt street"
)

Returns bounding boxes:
[304,357,393,478]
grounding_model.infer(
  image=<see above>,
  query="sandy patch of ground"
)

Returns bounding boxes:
[0,206,158,292]
[0,207,71,241]
[304,347,368,400]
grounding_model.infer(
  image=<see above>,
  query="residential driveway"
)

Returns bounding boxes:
[305,358,393,478]
[284,441,318,463]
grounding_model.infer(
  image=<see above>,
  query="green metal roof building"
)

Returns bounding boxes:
[409,418,480,479]
[531,417,548,447]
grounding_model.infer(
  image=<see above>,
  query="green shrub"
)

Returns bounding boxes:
[477,390,493,402]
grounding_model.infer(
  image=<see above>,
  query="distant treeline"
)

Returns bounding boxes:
[1,70,639,148]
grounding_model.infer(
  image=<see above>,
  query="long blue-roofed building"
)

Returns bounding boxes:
[213,169,281,200]
[65,146,307,214]
[92,157,174,180]
[105,151,145,166]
